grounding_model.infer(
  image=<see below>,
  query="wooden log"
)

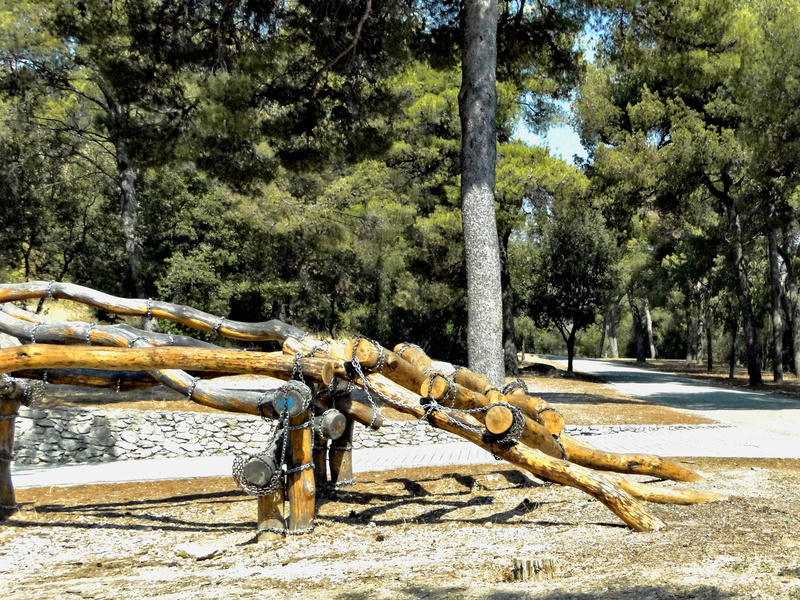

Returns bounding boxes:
[358,372,666,531]
[560,433,704,483]
[0,383,22,520]
[0,345,334,415]
[345,337,426,393]
[1,304,221,351]
[603,473,726,505]
[450,363,565,435]
[12,368,160,391]
[283,336,350,362]
[257,486,285,542]
[314,410,347,440]
[282,339,385,431]
[270,382,312,418]
[0,282,308,342]
[286,410,315,532]
[512,557,558,582]
[504,384,565,436]
[393,342,433,371]
[312,391,384,431]
[313,436,328,488]
[484,404,516,435]
[329,417,356,488]
[419,377,565,459]
[242,452,281,489]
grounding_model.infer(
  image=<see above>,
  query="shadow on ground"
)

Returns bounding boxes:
[336,584,738,600]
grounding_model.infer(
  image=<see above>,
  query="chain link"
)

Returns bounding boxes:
[213,315,225,334]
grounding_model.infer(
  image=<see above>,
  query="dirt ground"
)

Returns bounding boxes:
[3,361,800,599]
[3,459,800,600]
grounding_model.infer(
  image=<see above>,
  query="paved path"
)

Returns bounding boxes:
[11,359,800,489]
[553,357,800,437]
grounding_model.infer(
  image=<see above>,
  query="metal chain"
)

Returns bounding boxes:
[85,322,96,344]
[29,322,40,344]
[186,377,201,400]
[146,298,154,320]
[502,379,529,395]
[258,524,315,537]
[128,336,147,348]
[46,280,55,300]
[213,315,225,334]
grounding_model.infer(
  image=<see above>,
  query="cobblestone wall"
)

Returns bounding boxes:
[11,405,726,466]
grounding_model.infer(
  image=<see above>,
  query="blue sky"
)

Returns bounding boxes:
[515,123,588,165]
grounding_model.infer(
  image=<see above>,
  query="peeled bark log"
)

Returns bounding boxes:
[560,433,703,483]
[257,486,285,542]
[418,377,565,459]
[329,418,356,488]
[287,410,315,532]
[358,372,665,532]
[603,473,726,505]
[0,282,307,342]
[0,345,333,415]
[345,337,425,393]
[0,389,21,520]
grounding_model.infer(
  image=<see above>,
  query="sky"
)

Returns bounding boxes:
[515,123,588,165]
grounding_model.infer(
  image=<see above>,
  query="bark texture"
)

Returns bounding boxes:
[459,0,504,387]
[768,228,784,382]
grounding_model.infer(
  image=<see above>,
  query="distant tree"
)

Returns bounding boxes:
[526,207,617,373]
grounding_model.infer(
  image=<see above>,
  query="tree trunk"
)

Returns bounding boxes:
[768,228,784,382]
[724,200,762,385]
[459,0,504,387]
[566,326,577,373]
[729,317,739,379]
[777,236,800,376]
[644,298,656,359]
[628,293,646,363]
[499,228,519,376]
[608,295,622,359]
[706,308,714,373]
[117,145,145,300]
[597,310,607,358]
[696,296,706,366]
[685,293,696,365]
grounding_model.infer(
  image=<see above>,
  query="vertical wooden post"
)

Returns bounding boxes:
[313,435,328,488]
[0,391,21,520]
[286,410,315,532]
[257,485,285,542]
[328,417,355,487]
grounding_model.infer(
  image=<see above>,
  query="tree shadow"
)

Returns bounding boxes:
[335,584,738,600]
[6,489,253,533]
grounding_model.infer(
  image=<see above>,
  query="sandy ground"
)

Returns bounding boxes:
[3,363,800,599]
[2,459,800,600]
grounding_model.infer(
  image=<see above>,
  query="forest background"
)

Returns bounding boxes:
[2,0,800,386]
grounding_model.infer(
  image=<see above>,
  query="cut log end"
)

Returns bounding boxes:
[485,405,515,435]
